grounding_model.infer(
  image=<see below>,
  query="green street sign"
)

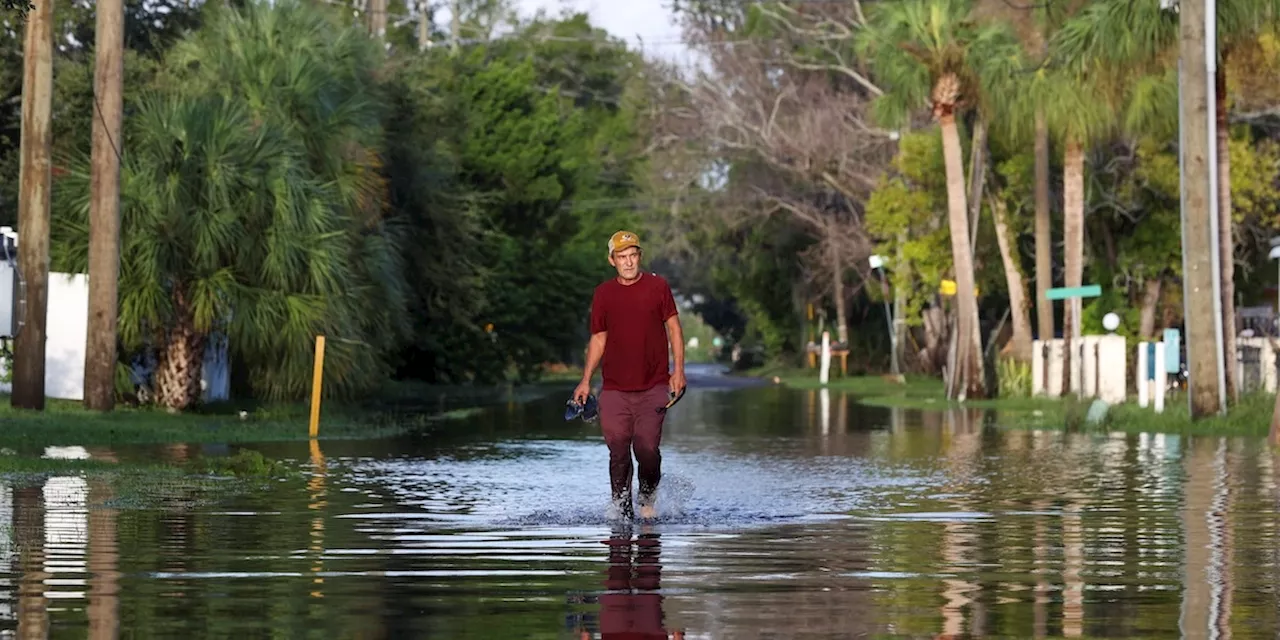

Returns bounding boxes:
[1046,285,1101,301]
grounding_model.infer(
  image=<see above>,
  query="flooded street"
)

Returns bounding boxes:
[2,372,1279,637]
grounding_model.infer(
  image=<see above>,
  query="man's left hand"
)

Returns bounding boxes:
[669,369,686,396]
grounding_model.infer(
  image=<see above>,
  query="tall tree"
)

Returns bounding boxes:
[54,1,411,408]
[1054,0,1280,405]
[12,0,53,411]
[978,0,1080,351]
[675,35,892,348]
[986,152,1036,363]
[858,0,1022,398]
[1021,65,1115,395]
[84,0,124,411]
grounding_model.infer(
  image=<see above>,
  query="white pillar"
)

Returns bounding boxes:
[820,387,830,435]
[1138,341,1150,408]
[1032,339,1045,396]
[1154,342,1166,414]
[819,330,831,385]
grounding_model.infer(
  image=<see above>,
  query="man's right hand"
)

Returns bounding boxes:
[573,380,592,405]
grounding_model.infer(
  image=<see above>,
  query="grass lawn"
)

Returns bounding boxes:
[750,364,1275,437]
[0,378,568,448]
[747,365,1060,410]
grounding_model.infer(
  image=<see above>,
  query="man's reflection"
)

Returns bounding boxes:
[577,524,684,640]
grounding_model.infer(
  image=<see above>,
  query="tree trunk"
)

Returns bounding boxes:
[1216,72,1236,404]
[967,117,988,257]
[84,0,124,412]
[922,301,947,374]
[15,485,48,637]
[1099,216,1118,271]
[939,113,985,399]
[153,288,206,411]
[831,242,847,346]
[369,0,387,39]
[12,0,54,411]
[965,118,990,377]
[1139,277,1162,339]
[1034,108,1054,344]
[991,195,1032,362]
[1061,136,1085,396]
[893,233,908,375]
[1180,0,1224,418]
[86,478,119,639]
[417,0,431,51]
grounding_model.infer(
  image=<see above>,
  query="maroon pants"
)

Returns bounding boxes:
[599,384,669,506]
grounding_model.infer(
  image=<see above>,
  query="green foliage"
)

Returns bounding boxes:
[52,1,409,402]
[0,0,200,220]
[865,129,949,327]
[189,449,287,477]
[1102,139,1183,282]
[24,0,654,402]
[397,27,645,383]
[1230,132,1280,226]
[857,0,1024,127]
[993,151,1035,235]
[1081,282,1140,338]
[715,218,812,360]
[996,357,1032,398]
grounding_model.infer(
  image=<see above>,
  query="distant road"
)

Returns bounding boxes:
[684,363,771,389]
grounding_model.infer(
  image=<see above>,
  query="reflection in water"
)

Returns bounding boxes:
[16,484,46,640]
[86,476,119,640]
[574,526,683,640]
[309,438,327,600]
[0,387,1277,636]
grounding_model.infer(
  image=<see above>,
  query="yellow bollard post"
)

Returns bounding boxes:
[308,335,325,438]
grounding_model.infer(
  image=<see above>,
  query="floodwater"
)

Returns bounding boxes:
[2,366,1279,638]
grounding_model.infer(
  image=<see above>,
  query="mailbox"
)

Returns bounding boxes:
[1163,328,1181,374]
[0,226,19,339]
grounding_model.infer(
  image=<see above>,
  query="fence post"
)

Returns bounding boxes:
[309,335,326,438]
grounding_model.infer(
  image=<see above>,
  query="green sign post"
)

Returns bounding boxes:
[1045,285,1102,301]
[1046,284,1102,398]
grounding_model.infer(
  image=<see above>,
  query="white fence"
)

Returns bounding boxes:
[1031,335,1128,404]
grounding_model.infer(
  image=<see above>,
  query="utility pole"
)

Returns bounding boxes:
[1203,0,1227,414]
[369,0,386,40]
[450,0,460,52]
[417,0,431,51]
[12,0,53,411]
[1178,0,1225,418]
[84,0,124,411]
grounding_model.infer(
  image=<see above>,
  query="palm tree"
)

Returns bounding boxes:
[976,0,1067,357]
[52,1,409,409]
[161,1,411,403]
[1054,0,1280,402]
[858,0,1022,398]
[1017,64,1116,395]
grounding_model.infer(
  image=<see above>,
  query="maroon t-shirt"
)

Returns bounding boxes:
[589,272,678,392]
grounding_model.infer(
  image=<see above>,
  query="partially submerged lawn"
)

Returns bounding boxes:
[0,379,568,447]
[752,365,1275,437]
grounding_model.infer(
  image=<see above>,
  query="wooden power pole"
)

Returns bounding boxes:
[418,0,431,51]
[84,0,124,411]
[369,0,386,40]
[12,0,53,411]
[450,0,460,52]
[1179,0,1224,418]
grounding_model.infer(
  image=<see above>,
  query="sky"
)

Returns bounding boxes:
[509,0,693,64]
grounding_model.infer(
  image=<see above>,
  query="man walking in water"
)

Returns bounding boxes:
[574,230,686,520]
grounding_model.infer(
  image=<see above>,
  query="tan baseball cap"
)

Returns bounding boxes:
[608,230,641,257]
